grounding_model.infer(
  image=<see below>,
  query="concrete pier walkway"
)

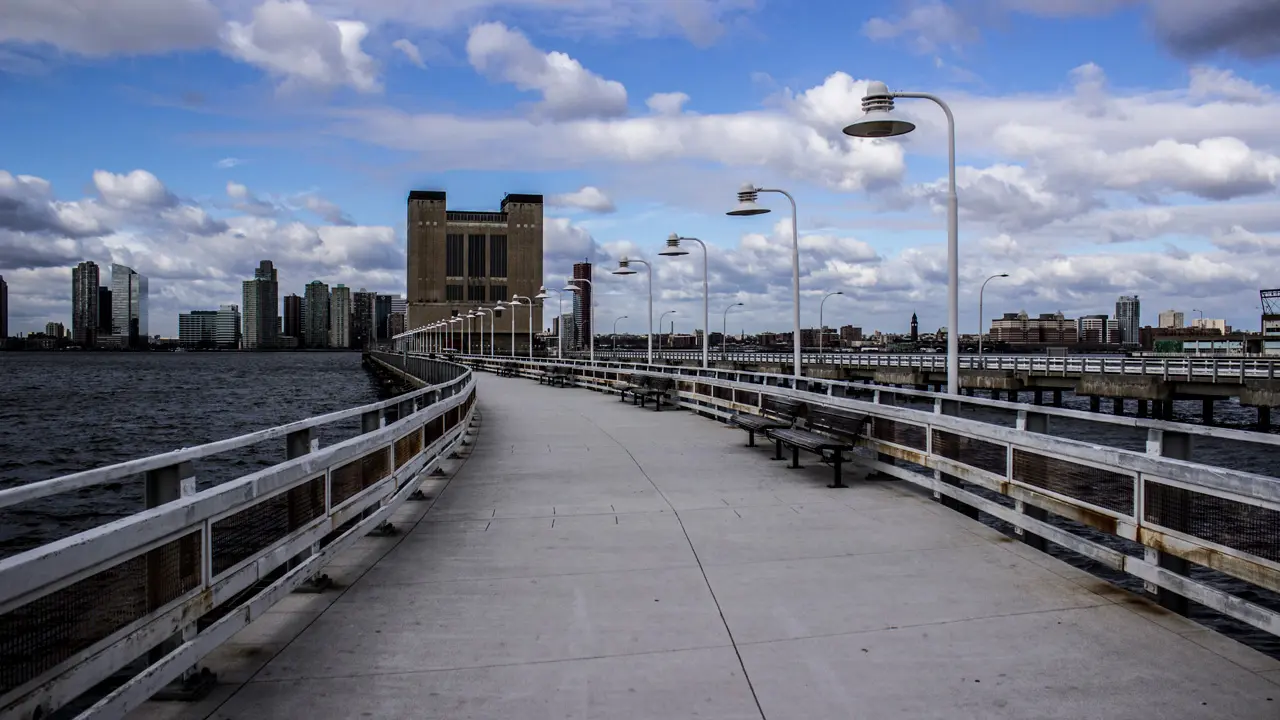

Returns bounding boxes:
[136,374,1280,719]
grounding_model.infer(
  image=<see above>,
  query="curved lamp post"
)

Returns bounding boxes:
[728,184,801,379]
[508,297,527,358]
[978,273,1008,358]
[819,291,844,359]
[612,257,653,365]
[542,286,564,359]
[613,315,628,352]
[659,310,677,352]
[475,309,492,355]
[844,81,959,394]
[562,277,595,363]
[489,304,504,355]
[722,302,744,359]
[660,234,709,369]
[533,289,550,358]
[513,294,537,358]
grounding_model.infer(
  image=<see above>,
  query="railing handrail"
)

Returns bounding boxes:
[0,358,468,511]
[452,353,1280,448]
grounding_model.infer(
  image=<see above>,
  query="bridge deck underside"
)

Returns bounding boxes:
[133,374,1280,720]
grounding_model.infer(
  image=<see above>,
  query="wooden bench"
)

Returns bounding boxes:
[729,396,806,448]
[498,362,519,378]
[538,366,573,387]
[765,406,870,488]
[635,377,676,412]
[616,374,649,404]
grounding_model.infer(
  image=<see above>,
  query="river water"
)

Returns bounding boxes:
[0,352,382,558]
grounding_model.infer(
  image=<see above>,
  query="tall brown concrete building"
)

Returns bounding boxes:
[407,191,544,351]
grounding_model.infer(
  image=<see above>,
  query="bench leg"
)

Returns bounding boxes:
[787,445,804,470]
[654,395,662,412]
[747,429,755,448]
[772,438,784,461]
[828,454,846,489]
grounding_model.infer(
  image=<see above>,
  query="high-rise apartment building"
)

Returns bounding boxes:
[330,284,351,349]
[304,281,330,348]
[0,274,7,339]
[72,261,100,346]
[179,311,218,347]
[406,191,543,352]
[390,295,407,316]
[217,304,241,348]
[45,322,65,339]
[375,294,392,341]
[110,263,148,346]
[241,261,279,350]
[1116,295,1141,346]
[352,289,375,349]
[1158,309,1184,329]
[97,286,111,336]
[388,311,406,338]
[570,261,592,350]
[1079,315,1120,344]
[990,311,1079,345]
[283,294,302,339]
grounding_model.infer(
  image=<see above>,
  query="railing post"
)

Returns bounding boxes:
[934,398,979,520]
[145,460,216,699]
[1014,410,1050,551]
[1144,428,1192,616]
[286,428,331,593]
[361,409,381,433]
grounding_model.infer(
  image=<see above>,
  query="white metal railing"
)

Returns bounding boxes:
[562,350,1280,381]
[459,354,1280,639]
[0,354,475,720]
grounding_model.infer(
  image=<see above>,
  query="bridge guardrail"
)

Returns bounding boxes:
[458,353,1280,640]
[0,354,475,720]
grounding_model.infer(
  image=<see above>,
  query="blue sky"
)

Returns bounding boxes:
[3,0,1280,337]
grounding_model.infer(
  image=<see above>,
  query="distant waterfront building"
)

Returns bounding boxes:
[283,293,302,339]
[241,261,279,350]
[1079,315,1120,344]
[1116,295,1141,346]
[304,281,330,348]
[570,261,592,350]
[388,311,406,338]
[405,191,544,350]
[97,286,111,337]
[45,322,65,339]
[1191,318,1228,333]
[330,284,351,348]
[110,263,148,347]
[990,311,1078,345]
[217,305,241,348]
[1158,309,1184,329]
[374,294,392,341]
[352,288,375,349]
[840,325,863,343]
[72,261,100,346]
[390,294,407,316]
[0,274,7,339]
[910,312,919,342]
[179,310,218,347]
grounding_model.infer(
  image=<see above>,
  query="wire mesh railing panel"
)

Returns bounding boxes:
[210,476,325,576]
[0,531,200,696]
[932,429,1008,477]
[1012,450,1134,516]
[1145,481,1280,564]
[872,418,928,451]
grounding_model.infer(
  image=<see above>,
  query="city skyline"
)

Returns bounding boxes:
[3,3,1280,338]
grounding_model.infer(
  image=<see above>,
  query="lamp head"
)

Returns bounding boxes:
[612,256,638,275]
[534,290,549,300]
[842,81,916,139]
[735,302,744,307]
[659,233,690,256]
[727,183,770,216]
[999,273,1009,278]
[561,282,580,292]
[835,291,844,296]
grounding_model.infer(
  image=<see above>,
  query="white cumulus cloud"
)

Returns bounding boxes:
[222,0,380,93]
[549,186,616,213]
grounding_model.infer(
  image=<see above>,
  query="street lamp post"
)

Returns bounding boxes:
[562,277,595,363]
[1193,308,1205,355]
[507,298,524,358]
[542,286,564,359]
[474,309,490,355]
[659,310,677,352]
[722,302,743,359]
[728,184,801,379]
[533,289,550,358]
[845,81,960,394]
[613,315,628,352]
[660,234,710,369]
[612,257,653,365]
[819,291,844,361]
[513,294,537,358]
[977,273,1008,358]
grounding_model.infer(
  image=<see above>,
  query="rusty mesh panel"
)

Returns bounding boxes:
[1145,481,1280,563]
[394,429,424,470]
[932,429,1008,477]
[0,531,201,696]
[211,476,325,576]
[362,447,391,489]
[695,383,711,397]
[737,390,760,407]
[330,456,364,506]
[424,416,443,447]
[871,418,927,450]
[1012,450,1133,515]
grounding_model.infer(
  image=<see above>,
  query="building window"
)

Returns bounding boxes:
[446,284,463,301]
[490,235,507,277]
[490,284,507,303]
[446,234,464,277]
[467,234,486,278]
[467,284,486,302]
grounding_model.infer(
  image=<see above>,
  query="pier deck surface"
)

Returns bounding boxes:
[132,374,1280,719]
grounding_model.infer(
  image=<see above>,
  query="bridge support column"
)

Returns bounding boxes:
[1015,410,1050,552]
[1052,389,1062,407]
[935,398,979,521]
[288,428,332,594]
[1259,406,1272,431]
[1112,398,1124,416]
[361,409,381,433]
[1201,398,1214,426]
[1137,399,1149,418]
[1145,429,1192,616]
[146,461,216,700]
[1033,390,1043,405]
[1089,395,1101,413]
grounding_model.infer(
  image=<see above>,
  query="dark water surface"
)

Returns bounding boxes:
[0,352,381,557]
